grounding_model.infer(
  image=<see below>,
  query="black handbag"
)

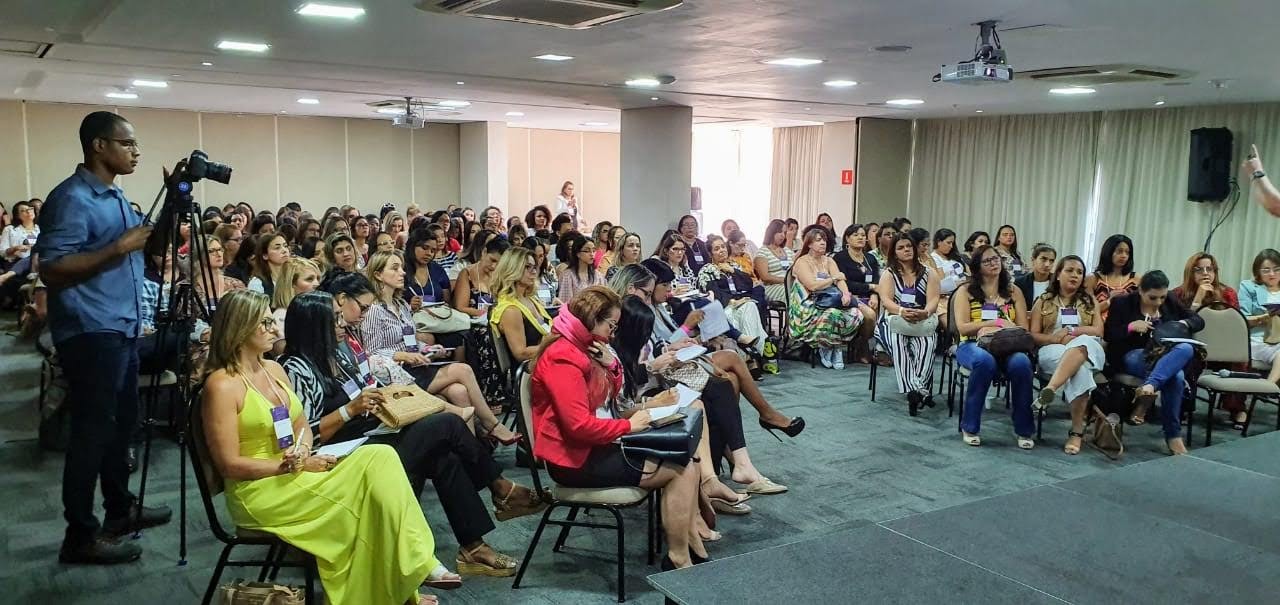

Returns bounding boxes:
[618,406,704,467]
[810,286,849,309]
[976,327,1035,358]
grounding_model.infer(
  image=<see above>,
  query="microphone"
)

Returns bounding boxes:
[1216,369,1264,379]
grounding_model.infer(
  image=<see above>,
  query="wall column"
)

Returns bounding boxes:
[620,106,692,245]
[459,121,508,212]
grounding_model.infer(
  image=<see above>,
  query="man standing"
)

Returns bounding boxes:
[1242,144,1280,218]
[37,111,171,565]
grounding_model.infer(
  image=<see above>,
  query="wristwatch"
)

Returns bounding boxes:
[1253,170,1267,181]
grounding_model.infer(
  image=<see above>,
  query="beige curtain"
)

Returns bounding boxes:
[769,126,823,222]
[909,113,1099,259]
[1094,103,1280,286]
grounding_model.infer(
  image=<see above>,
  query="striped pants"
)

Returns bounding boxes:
[886,331,936,394]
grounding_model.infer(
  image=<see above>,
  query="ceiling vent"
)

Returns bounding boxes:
[416,0,682,29]
[1022,64,1188,85]
[0,39,52,58]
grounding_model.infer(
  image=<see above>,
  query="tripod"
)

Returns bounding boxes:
[133,160,220,565]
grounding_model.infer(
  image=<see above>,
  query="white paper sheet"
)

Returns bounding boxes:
[675,384,700,407]
[1159,337,1207,347]
[696,300,732,340]
[646,403,681,422]
[675,344,708,362]
[363,424,403,437]
[315,437,368,458]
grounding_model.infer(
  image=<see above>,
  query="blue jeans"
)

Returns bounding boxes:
[1122,343,1193,439]
[956,342,1034,437]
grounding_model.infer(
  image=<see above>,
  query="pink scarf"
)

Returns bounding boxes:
[552,309,616,403]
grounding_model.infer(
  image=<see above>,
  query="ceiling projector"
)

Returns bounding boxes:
[393,114,427,129]
[934,20,1013,85]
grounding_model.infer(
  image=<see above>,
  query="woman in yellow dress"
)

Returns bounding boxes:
[201,289,460,605]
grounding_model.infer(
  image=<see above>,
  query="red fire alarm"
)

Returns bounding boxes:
[840,169,854,185]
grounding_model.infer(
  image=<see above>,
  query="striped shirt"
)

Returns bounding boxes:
[357,297,416,358]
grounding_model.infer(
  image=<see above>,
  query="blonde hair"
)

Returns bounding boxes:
[491,247,533,300]
[271,257,321,310]
[364,250,405,302]
[383,211,405,234]
[206,289,270,377]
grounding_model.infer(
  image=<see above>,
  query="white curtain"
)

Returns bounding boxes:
[908,102,1280,286]
[909,113,1099,260]
[770,126,823,223]
[1094,103,1280,286]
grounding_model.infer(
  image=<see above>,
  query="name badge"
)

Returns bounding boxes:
[953,263,965,276]
[24,235,37,246]
[537,287,552,302]
[356,350,371,377]
[1060,308,1080,326]
[341,378,362,401]
[693,254,704,262]
[898,290,917,306]
[727,279,738,293]
[1012,263,1023,274]
[780,259,792,269]
[981,303,999,321]
[270,405,294,450]
[422,291,437,304]
[816,272,830,279]
[865,272,874,283]
[402,325,418,352]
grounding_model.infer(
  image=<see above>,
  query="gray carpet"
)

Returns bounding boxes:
[1,314,1274,604]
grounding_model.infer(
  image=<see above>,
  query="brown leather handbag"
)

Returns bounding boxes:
[372,384,446,428]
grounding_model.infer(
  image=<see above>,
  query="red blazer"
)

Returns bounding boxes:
[530,337,629,469]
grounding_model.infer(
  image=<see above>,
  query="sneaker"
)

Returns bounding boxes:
[818,348,833,368]
[102,502,173,538]
[832,350,845,370]
[59,536,142,565]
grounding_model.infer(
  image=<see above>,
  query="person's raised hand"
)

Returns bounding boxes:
[1243,143,1264,178]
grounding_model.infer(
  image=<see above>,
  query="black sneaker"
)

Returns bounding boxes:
[102,503,173,538]
[59,536,142,565]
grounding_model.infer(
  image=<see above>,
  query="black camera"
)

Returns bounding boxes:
[185,150,232,184]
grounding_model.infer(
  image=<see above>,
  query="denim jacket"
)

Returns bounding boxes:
[1238,279,1277,340]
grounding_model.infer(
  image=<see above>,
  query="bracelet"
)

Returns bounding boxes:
[338,404,352,422]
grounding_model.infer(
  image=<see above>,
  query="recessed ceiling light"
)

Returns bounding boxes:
[886,98,924,106]
[580,121,609,127]
[437,100,470,107]
[804,107,812,111]
[533,54,574,61]
[650,96,659,101]
[1154,100,1166,106]
[217,40,270,53]
[975,110,984,113]
[505,111,525,117]
[201,61,213,66]
[1049,87,1096,95]
[823,79,858,88]
[455,81,465,85]
[297,98,320,105]
[625,78,661,87]
[296,3,366,19]
[762,57,824,67]
[377,107,406,115]
[106,92,138,100]
[131,79,167,88]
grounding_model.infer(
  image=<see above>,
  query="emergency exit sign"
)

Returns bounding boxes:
[840,169,854,185]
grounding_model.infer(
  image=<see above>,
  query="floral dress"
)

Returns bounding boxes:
[465,282,509,404]
[786,258,862,348]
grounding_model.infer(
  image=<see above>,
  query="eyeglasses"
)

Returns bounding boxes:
[604,318,619,333]
[353,299,372,314]
[107,138,141,150]
[637,286,654,299]
[980,257,1003,266]
[207,247,224,254]
[1260,267,1278,276]
[670,246,686,253]
[258,317,278,331]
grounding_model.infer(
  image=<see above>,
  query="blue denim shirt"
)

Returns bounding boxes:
[34,165,145,344]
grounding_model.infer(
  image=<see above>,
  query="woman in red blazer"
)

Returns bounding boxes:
[530,286,706,569]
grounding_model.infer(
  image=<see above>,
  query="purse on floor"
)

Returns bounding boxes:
[618,406,704,466]
[1090,410,1125,460]
[217,581,304,605]
[372,384,446,428]
[413,304,471,334]
[976,327,1035,358]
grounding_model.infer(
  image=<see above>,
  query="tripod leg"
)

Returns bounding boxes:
[178,389,189,566]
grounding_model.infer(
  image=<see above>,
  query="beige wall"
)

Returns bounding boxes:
[4,100,460,217]
[854,117,913,224]
[817,121,857,225]
[507,127,620,226]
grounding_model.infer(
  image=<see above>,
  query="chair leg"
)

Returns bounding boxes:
[304,558,316,603]
[646,493,656,566]
[512,504,557,590]
[609,507,627,603]
[202,544,234,605]
[553,506,580,552]
[1204,391,1218,447]
[1243,396,1258,437]
[869,357,877,402]
[257,543,278,581]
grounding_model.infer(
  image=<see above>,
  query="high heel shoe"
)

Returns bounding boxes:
[758,416,805,441]
[481,422,523,446]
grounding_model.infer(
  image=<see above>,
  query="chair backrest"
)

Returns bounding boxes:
[947,287,963,337]
[782,264,798,337]
[489,318,515,385]
[1195,305,1251,363]
[517,361,549,493]
[186,388,237,542]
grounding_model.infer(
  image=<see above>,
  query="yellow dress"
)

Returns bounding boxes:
[225,376,439,605]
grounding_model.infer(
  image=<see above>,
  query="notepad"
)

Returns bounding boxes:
[1159,337,1207,347]
[315,437,368,459]
[675,345,708,362]
[674,384,700,407]
[363,424,403,437]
